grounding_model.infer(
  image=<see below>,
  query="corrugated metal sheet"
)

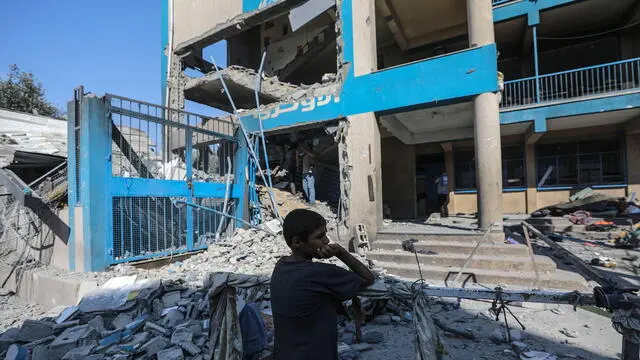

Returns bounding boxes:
[0,109,68,168]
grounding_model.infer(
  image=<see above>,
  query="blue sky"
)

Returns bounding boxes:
[0,0,226,116]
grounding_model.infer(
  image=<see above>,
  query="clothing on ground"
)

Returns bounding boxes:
[270,258,362,360]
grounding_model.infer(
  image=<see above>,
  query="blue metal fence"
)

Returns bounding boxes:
[501,58,640,109]
[104,94,239,263]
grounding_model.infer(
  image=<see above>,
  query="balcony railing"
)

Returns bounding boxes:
[501,58,640,109]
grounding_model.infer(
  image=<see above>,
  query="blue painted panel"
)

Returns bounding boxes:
[234,134,249,227]
[493,0,578,22]
[110,178,191,197]
[241,45,498,132]
[193,182,244,198]
[80,97,111,272]
[500,92,640,130]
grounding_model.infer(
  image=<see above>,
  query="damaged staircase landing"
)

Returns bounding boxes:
[369,231,589,291]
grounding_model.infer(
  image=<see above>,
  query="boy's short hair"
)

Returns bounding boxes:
[282,209,327,246]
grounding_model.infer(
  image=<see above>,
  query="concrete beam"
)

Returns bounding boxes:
[412,127,475,144]
[377,0,410,51]
[525,124,544,144]
[625,116,640,135]
[378,115,413,144]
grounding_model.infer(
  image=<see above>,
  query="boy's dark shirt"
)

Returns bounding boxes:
[270,257,362,360]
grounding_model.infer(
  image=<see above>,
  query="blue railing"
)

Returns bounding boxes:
[501,58,640,109]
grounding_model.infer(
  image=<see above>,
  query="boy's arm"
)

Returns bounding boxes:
[328,244,375,287]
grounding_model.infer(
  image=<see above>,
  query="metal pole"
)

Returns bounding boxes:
[419,285,595,305]
[533,25,541,103]
[210,57,282,221]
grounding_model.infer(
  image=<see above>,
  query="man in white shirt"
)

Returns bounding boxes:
[435,172,449,218]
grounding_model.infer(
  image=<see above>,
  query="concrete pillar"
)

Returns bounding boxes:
[442,142,456,214]
[525,144,538,213]
[467,0,503,230]
[627,133,640,196]
[338,0,382,240]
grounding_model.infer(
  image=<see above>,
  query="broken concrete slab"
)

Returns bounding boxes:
[0,328,19,353]
[61,345,95,360]
[144,321,170,337]
[184,66,299,112]
[48,324,99,360]
[161,291,181,308]
[140,336,169,356]
[4,344,28,360]
[15,320,54,342]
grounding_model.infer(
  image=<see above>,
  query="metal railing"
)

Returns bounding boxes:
[105,94,236,182]
[501,58,640,109]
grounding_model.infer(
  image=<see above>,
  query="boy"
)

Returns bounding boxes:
[270,209,375,360]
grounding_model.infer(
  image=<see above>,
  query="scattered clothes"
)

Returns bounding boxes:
[586,220,615,232]
[590,257,617,268]
[505,237,519,245]
[567,210,593,225]
[569,188,594,202]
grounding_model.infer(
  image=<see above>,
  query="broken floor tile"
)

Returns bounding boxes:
[48,325,99,360]
[53,321,81,335]
[55,306,79,324]
[24,335,56,349]
[177,341,201,355]
[171,328,193,345]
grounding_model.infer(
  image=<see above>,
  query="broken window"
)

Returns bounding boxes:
[454,147,525,190]
[536,138,625,187]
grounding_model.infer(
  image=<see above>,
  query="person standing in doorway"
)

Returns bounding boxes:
[302,165,316,205]
[435,171,449,218]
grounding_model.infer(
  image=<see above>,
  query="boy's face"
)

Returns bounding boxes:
[292,225,329,259]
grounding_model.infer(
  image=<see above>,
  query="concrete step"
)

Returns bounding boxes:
[376,232,485,243]
[373,239,530,257]
[374,261,589,291]
[367,250,558,272]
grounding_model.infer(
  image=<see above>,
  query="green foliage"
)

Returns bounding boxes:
[0,64,64,119]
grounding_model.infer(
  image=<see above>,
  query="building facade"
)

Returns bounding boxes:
[165,0,640,239]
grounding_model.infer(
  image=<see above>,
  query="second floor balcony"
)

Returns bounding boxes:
[500,58,640,110]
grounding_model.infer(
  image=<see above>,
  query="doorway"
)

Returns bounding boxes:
[416,154,445,218]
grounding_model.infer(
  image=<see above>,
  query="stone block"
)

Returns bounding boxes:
[140,336,169,356]
[178,341,201,355]
[157,346,184,360]
[48,325,99,360]
[171,328,193,345]
[162,292,181,308]
[144,321,170,337]
[111,313,133,330]
[61,345,96,360]
[0,328,19,353]
[162,308,185,329]
[88,315,106,332]
[16,320,54,342]
[24,335,56,349]
[30,345,49,360]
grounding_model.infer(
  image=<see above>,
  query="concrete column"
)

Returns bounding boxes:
[467,0,503,230]
[442,142,456,214]
[338,0,381,240]
[525,144,538,213]
[627,133,640,196]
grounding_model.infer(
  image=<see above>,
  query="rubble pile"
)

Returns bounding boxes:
[0,277,217,360]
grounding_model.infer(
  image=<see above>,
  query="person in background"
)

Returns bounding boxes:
[270,209,375,360]
[302,165,316,205]
[435,171,449,218]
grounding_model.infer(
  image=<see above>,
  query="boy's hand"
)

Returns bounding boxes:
[316,244,344,259]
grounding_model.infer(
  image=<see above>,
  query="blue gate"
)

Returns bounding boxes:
[67,90,246,270]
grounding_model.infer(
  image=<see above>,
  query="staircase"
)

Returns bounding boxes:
[368,231,589,290]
